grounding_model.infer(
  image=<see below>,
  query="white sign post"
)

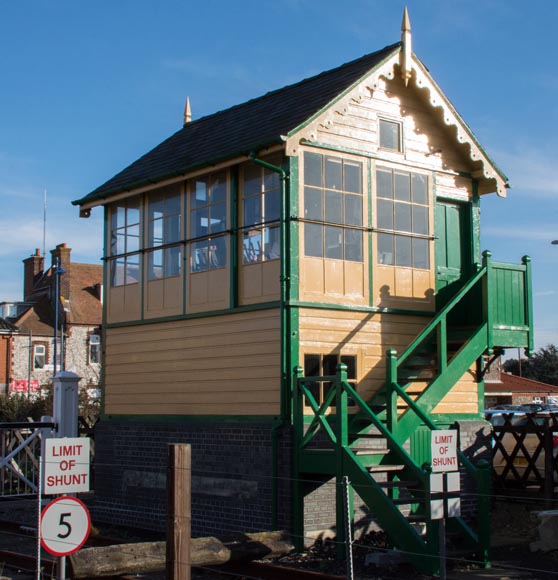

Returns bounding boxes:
[40,496,91,556]
[44,437,91,495]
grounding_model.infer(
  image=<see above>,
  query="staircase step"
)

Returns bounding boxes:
[367,464,404,473]
[352,448,389,456]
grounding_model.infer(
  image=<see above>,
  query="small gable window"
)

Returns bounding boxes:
[379,118,402,152]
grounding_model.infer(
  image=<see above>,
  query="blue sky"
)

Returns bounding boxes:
[0,0,556,351]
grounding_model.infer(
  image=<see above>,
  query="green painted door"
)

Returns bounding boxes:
[435,201,471,309]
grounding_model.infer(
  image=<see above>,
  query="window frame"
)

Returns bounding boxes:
[188,170,229,274]
[109,199,142,287]
[378,117,403,153]
[146,187,182,281]
[33,343,47,370]
[241,157,282,265]
[89,334,101,365]
[375,166,431,270]
[302,151,365,263]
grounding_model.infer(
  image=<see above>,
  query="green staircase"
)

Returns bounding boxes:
[293,252,533,575]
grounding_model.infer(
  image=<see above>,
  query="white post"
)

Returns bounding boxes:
[53,371,80,441]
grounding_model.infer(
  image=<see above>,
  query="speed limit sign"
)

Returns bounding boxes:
[40,496,91,556]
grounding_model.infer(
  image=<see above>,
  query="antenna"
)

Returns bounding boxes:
[43,189,47,258]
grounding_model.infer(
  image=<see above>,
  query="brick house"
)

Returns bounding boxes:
[0,244,102,396]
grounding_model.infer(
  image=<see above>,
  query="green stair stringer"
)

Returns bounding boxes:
[394,323,488,445]
[342,447,440,575]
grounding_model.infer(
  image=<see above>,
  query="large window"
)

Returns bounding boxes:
[303,152,363,262]
[242,160,281,264]
[147,189,182,280]
[376,168,430,269]
[110,200,141,286]
[189,172,227,272]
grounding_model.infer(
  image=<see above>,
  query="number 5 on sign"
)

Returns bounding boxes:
[40,496,91,556]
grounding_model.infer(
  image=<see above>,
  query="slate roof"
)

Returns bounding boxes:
[0,318,17,333]
[74,42,401,206]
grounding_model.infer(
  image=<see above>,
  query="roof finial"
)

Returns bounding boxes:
[400,6,412,86]
[183,96,192,125]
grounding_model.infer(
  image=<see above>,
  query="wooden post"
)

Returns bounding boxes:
[166,444,191,580]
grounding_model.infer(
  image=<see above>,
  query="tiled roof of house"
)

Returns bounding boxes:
[485,373,558,395]
[0,318,17,332]
[14,262,102,333]
[65,263,102,325]
[74,43,400,206]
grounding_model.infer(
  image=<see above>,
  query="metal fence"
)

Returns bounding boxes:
[0,421,55,497]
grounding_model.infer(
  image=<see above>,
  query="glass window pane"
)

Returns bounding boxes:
[304,187,322,221]
[412,205,428,235]
[377,199,393,230]
[165,214,181,243]
[211,173,227,203]
[323,354,338,376]
[164,246,182,277]
[305,223,323,257]
[209,237,226,269]
[264,226,280,260]
[325,190,343,224]
[263,168,280,192]
[148,250,163,280]
[344,194,362,226]
[304,354,320,377]
[412,174,428,205]
[325,226,343,260]
[114,230,126,255]
[344,162,362,193]
[395,202,411,232]
[210,202,226,233]
[127,224,140,253]
[243,230,262,263]
[394,172,411,201]
[111,259,125,286]
[127,205,140,225]
[125,256,139,285]
[113,206,125,230]
[379,119,401,151]
[304,152,322,187]
[395,235,412,267]
[340,355,356,379]
[243,196,261,226]
[243,164,261,197]
[345,229,362,262]
[324,157,342,190]
[193,180,208,207]
[377,233,394,265]
[191,240,209,272]
[191,207,208,238]
[377,170,393,198]
[265,189,280,222]
[166,193,181,215]
[413,237,429,269]
[149,196,164,218]
[150,219,163,246]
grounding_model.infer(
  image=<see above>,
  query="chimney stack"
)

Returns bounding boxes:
[50,243,71,300]
[23,248,44,300]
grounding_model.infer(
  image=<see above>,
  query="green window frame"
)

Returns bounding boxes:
[303,152,364,262]
[241,159,281,264]
[376,167,430,269]
[303,353,357,407]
